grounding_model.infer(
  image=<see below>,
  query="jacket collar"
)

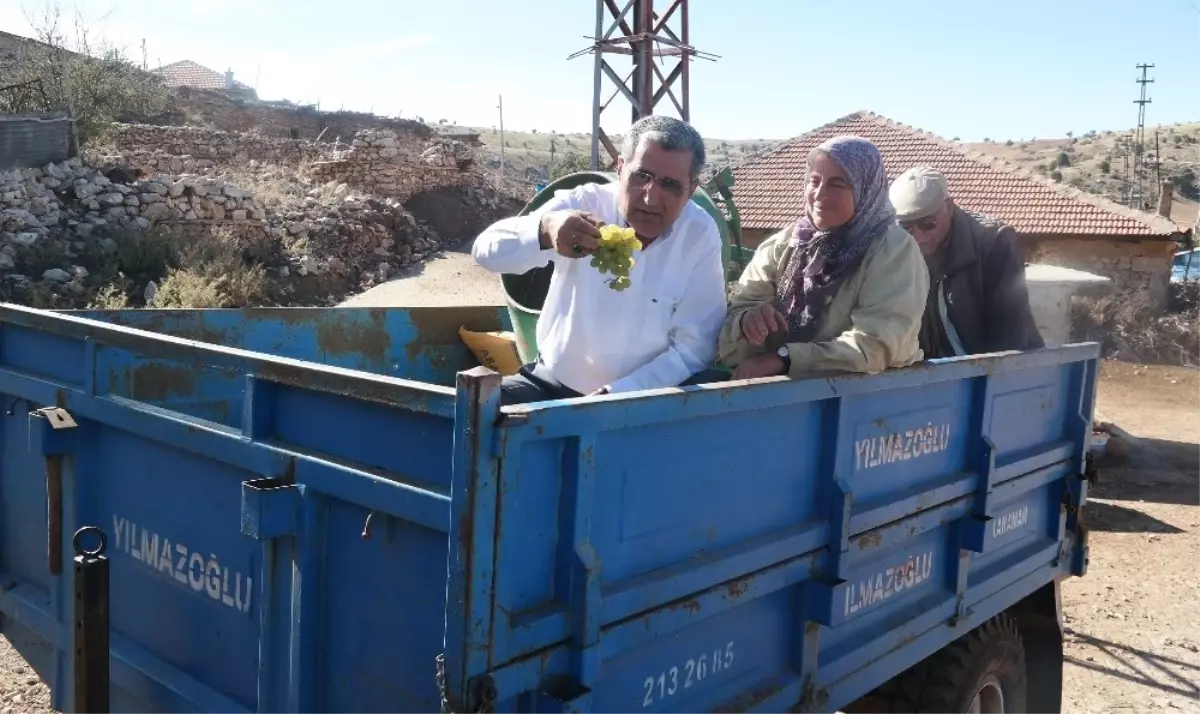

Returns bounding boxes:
[940,205,979,276]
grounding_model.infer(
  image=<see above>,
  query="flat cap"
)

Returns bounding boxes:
[889,166,949,221]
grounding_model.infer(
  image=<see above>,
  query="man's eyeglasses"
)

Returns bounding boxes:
[628,168,688,197]
[900,216,938,232]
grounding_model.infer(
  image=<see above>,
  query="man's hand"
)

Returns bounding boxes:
[740,302,788,346]
[733,353,787,380]
[539,210,605,258]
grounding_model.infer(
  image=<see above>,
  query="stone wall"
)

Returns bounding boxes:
[105,123,321,170]
[0,157,448,305]
[308,128,478,203]
[1025,236,1176,308]
[165,88,435,142]
[98,123,476,206]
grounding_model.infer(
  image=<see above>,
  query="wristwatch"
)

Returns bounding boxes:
[776,346,791,374]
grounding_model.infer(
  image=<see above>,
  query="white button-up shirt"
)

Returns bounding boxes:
[472,182,727,394]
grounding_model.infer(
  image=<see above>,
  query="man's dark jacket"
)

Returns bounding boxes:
[920,207,1045,358]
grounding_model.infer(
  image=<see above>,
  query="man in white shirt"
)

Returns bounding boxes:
[472,115,728,405]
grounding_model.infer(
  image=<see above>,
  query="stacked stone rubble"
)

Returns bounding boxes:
[308,129,478,202]
[0,158,449,304]
[107,124,320,167]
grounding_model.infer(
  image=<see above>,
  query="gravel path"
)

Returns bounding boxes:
[0,628,52,714]
[340,245,506,307]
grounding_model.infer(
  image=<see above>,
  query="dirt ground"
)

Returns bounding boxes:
[1061,360,1200,713]
[340,243,507,307]
[0,361,1194,713]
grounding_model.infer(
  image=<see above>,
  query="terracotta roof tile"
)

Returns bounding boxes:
[153,60,253,92]
[730,112,1182,238]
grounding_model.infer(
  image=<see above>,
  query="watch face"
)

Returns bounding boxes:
[777,347,789,358]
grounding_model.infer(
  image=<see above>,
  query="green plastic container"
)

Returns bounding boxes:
[500,171,744,365]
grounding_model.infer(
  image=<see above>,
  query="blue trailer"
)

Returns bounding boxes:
[0,303,1096,713]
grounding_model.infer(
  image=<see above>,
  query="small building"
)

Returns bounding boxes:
[730,111,1186,307]
[152,60,258,102]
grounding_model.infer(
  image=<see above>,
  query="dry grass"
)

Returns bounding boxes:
[1072,288,1199,367]
[84,224,269,309]
[148,228,267,308]
[449,124,783,182]
[87,283,131,309]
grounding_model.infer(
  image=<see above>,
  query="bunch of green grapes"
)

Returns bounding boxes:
[590,225,643,292]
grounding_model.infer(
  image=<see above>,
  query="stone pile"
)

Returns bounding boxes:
[0,157,465,306]
[2,159,267,232]
[308,129,478,202]
[93,149,218,176]
[420,138,474,167]
[266,187,441,290]
[107,123,319,166]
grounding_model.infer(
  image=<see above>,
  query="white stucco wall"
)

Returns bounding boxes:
[1025,264,1112,346]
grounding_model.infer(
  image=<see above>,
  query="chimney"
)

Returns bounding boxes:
[1158,180,1174,218]
[224,69,235,89]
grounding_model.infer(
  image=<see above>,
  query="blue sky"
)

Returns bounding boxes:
[3,0,1198,141]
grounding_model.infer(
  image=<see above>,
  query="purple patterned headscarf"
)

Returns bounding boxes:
[776,135,895,341]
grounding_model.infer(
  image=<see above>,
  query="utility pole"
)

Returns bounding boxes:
[1131,62,1154,208]
[1155,128,1162,209]
[569,0,719,170]
[497,94,505,180]
[549,138,556,175]
[140,39,146,71]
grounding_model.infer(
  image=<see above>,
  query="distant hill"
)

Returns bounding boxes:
[443,124,783,184]
[966,122,1200,228]
[444,118,1200,229]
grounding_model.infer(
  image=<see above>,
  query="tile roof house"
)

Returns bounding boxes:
[152,60,258,101]
[730,111,1187,304]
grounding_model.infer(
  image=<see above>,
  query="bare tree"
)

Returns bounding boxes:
[0,3,171,145]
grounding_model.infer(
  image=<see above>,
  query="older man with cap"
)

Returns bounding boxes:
[889,166,1044,359]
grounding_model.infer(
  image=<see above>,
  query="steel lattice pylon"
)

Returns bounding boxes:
[569,0,718,170]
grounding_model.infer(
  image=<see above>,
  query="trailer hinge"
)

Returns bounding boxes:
[1083,451,1099,485]
[36,407,77,430]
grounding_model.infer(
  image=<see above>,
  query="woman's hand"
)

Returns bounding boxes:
[733,353,787,380]
[740,302,787,346]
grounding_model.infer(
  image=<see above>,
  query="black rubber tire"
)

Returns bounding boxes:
[850,613,1028,713]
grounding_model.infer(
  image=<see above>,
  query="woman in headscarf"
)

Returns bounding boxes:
[719,135,929,380]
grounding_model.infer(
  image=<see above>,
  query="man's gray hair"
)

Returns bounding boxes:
[620,115,706,181]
